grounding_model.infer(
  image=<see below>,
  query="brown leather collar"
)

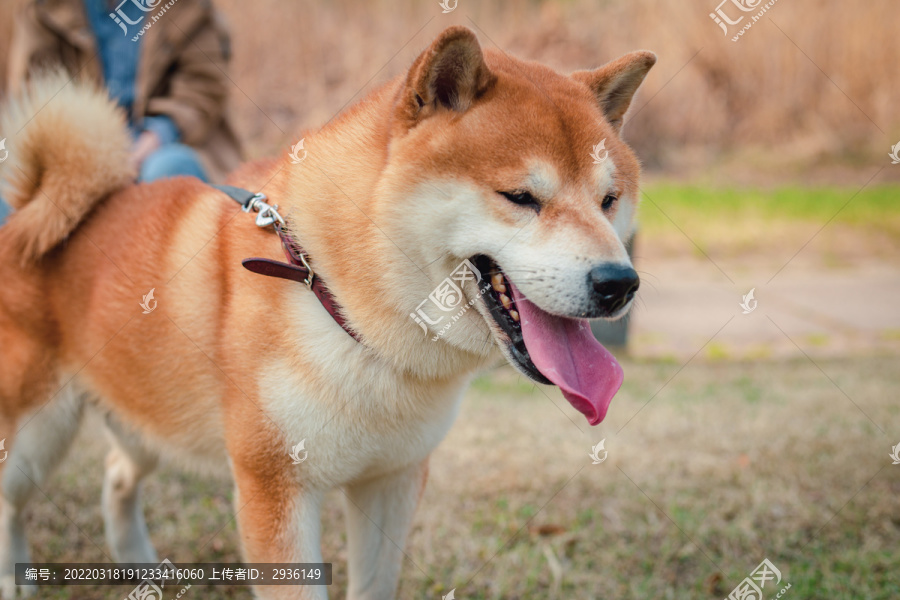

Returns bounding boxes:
[213,185,360,343]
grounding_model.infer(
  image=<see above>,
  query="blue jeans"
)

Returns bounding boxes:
[139,143,207,183]
[0,144,206,225]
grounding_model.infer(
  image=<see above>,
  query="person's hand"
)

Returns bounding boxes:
[130,130,162,174]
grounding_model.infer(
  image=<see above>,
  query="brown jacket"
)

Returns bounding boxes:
[8,0,242,182]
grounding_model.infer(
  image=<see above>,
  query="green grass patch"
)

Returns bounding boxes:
[640,183,900,237]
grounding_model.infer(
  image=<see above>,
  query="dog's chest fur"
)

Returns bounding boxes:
[261,353,466,488]
[254,296,469,488]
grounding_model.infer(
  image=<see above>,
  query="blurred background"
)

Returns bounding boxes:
[1,0,897,598]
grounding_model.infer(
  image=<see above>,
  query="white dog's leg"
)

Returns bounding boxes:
[227,437,329,600]
[343,460,429,600]
[0,387,84,599]
[101,414,158,564]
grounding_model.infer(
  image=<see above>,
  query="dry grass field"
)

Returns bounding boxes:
[208,0,899,180]
[25,355,900,599]
[1,0,897,178]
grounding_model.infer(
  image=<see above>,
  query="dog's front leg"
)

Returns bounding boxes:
[343,459,429,600]
[231,455,327,600]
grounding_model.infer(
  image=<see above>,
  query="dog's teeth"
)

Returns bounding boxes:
[491,273,506,293]
[509,309,519,322]
[500,294,512,310]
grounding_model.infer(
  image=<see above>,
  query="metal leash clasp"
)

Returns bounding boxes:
[281,233,315,289]
[297,253,315,288]
[243,193,285,228]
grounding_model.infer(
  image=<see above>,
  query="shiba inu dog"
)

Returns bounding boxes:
[0,26,654,599]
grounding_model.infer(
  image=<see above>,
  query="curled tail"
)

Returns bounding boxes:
[0,71,134,263]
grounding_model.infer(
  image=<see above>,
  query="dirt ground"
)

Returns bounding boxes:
[629,253,900,361]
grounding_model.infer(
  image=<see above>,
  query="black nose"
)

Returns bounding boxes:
[589,264,639,314]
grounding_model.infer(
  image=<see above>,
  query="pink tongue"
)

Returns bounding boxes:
[508,283,623,425]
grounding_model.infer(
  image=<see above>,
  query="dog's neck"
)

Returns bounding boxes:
[264,79,493,381]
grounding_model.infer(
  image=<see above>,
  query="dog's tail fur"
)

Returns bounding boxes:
[0,71,134,263]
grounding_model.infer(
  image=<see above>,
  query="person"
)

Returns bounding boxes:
[1,0,242,224]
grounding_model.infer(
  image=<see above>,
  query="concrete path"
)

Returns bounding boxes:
[625,257,900,359]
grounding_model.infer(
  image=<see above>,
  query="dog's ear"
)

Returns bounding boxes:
[571,51,656,131]
[398,26,496,125]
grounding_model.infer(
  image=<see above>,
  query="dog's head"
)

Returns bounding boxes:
[384,27,655,425]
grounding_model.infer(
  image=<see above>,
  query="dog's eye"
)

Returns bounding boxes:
[499,191,541,212]
[602,194,618,210]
